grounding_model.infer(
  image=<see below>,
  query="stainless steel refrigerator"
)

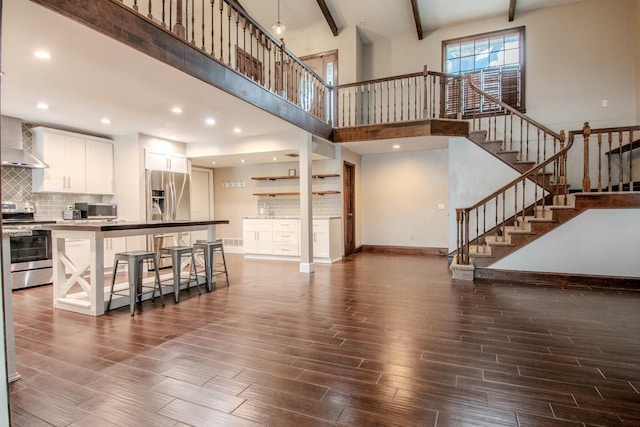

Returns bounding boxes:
[146,169,191,267]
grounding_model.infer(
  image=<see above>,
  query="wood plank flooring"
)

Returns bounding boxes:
[8,253,640,426]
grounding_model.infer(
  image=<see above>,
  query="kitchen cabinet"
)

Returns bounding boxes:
[31,127,114,195]
[145,151,188,173]
[243,218,341,262]
[32,130,86,193]
[86,139,114,194]
[242,219,273,254]
[272,219,300,256]
[313,218,341,262]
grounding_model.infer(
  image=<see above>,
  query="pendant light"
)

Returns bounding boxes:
[272,0,286,36]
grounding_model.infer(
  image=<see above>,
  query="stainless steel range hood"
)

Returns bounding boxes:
[1,116,48,168]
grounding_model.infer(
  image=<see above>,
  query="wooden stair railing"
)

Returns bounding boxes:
[454,74,569,267]
[579,124,640,192]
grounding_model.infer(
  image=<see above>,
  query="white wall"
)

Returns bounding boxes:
[490,209,640,277]
[281,22,362,85]
[361,148,449,248]
[447,137,546,251]
[361,0,637,130]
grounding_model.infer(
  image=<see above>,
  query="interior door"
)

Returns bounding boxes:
[343,161,356,256]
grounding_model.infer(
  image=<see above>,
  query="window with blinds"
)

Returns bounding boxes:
[442,27,525,117]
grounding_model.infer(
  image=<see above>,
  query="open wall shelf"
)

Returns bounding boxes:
[253,190,341,197]
[252,174,340,181]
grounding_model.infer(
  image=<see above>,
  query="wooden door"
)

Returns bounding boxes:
[343,161,356,256]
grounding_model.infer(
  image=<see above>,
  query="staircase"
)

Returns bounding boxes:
[452,121,640,282]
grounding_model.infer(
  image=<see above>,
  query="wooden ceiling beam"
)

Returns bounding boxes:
[410,0,424,40]
[509,0,517,21]
[316,0,339,36]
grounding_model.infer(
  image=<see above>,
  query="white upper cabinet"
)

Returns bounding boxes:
[145,151,188,173]
[32,127,113,194]
[85,139,114,195]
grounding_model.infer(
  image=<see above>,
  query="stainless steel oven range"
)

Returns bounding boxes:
[1,201,55,290]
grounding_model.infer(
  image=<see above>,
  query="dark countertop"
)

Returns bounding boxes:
[42,219,229,232]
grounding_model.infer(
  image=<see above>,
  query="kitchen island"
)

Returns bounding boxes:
[43,220,229,316]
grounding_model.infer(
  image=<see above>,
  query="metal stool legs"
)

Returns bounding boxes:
[106,251,164,316]
[159,246,202,303]
[193,240,230,291]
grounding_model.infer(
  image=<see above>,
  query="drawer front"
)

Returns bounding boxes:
[272,242,299,256]
[273,230,298,243]
[273,219,299,231]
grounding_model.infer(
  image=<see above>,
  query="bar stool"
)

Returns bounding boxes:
[193,239,230,291]
[106,250,164,316]
[159,246,202,303]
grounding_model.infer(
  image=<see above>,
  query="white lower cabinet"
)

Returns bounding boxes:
[272,219,300,256]
[243,219,273,254]
[243,218,341,262]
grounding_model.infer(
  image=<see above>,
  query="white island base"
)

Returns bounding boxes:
[45,220,228,316]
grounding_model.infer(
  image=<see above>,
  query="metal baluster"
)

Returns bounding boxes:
[234,11,239,69]
[400,79,404,121]
[147,0,152,19]
[618,131,623,190]
[190,0,195,45]
[227,6,231,65]
[210,0,214,57]
[597,133,603,192]
[219,1,223,61]
[607,132,613,191]
[133,0,139,11]
[629,130,634,192]
[201,0,205,49]
[373,83,377,124]
[386,81,390,123]
[393,80,397,122]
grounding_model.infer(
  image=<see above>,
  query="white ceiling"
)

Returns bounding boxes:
[1,0,581,168]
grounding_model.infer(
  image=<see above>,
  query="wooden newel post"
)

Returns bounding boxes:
[581,122,592,192]
[455,208,464,264]
[558,129,566,186]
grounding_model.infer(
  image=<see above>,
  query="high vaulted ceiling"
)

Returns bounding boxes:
[240,0,582,43]
[1,0,584,168]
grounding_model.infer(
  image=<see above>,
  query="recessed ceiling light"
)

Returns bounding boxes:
[37,102,49,110]
[34,50,51,60]
[171,107,182,113]
[101,118,111,124]
[205,118,216,126]
[392,144,400,149]
[211,161,216,165]
[272,157,277,161]
[170,135,177,140]
[241,159,245,163]
[233,128,242,133]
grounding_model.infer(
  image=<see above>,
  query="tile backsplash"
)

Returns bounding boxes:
[1,122,102,220]
[256,195,341,217]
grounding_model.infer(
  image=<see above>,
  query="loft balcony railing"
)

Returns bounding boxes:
[118,0,330,123]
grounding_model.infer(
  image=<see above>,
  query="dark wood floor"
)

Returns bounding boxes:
[8,253,640,426]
